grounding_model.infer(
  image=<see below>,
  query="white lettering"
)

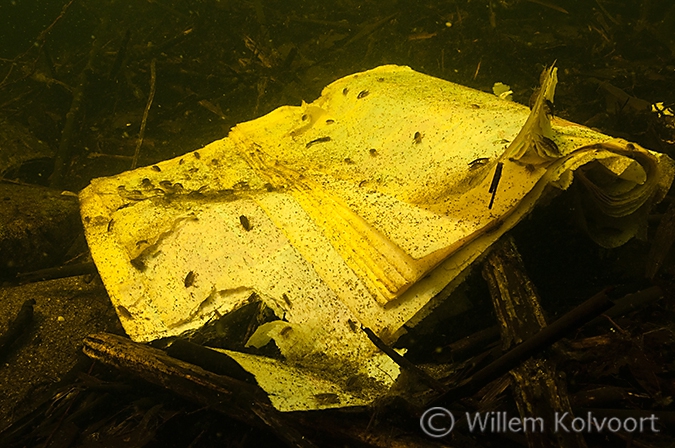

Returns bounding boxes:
[447,411,662,436]
[523,417,544,433]
[428,413,449,432]
[591,414,607,432]
[607,417,621,432]
[555,412,570,433]
[466,412,490,432]
[640,415,660,432]
[507,417,522,433]
[571,417,585,432]
[623,417,637,432]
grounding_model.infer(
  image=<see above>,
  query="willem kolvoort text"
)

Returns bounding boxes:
[419,407,661,438]
[464,411,660,433]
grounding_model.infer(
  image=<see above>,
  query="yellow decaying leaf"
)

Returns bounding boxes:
[79,65,674,411]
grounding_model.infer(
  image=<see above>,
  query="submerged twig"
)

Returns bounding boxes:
[587,286,663,327]
[49,30,104,188]
[526,0,569,14]
[15,262,98,284]
[0,0,76,89]
[362,326,447,393]
[343,13,397,47]
[131,58,157,170]
[430,287,613,407]
[487,161,503,209]
[83,333,317,448]
[482,237,587,448]
[109,30,131,80]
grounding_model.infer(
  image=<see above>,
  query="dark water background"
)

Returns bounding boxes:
[1,0,673,189]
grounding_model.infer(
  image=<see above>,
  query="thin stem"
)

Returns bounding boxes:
[132,58,157,170]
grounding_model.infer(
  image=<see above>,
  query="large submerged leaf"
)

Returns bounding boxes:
[79,65,674,411]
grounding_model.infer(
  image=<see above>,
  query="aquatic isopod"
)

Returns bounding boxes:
[413,131,423,144]
[544,99,555,116]
[117,305,133,319]
[233,180,250,190]
[357,90,369,99]
[306,136,331,148]
[314,393,340,405]
[347,319,358,332]
[540,136,559,155]
[239,214,252,231]
[130,257,146,271]
[484,218,505,235]
[468,157,490,169]
[184,270,196,287]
